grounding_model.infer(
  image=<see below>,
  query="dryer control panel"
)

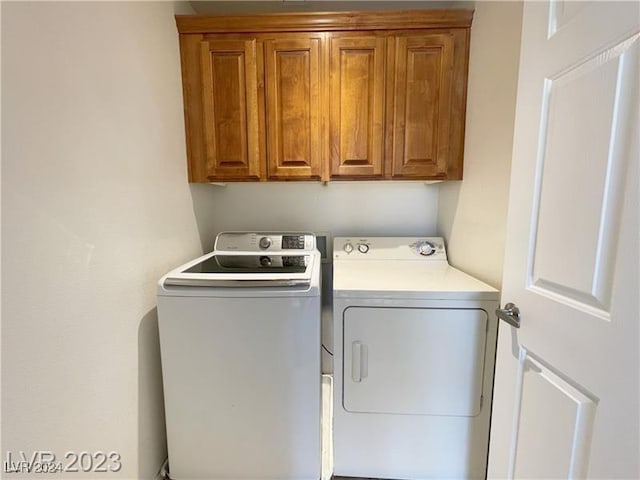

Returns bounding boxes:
[334,237,447,261]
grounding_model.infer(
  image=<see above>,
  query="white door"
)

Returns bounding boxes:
[489,2,639,479]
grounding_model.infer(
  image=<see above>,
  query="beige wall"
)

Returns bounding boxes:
[438,1,523,289]
[2,2,198,478]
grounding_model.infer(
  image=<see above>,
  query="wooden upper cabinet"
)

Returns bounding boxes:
[329,36,386,178]
[265,37,322,180]
[199,38,263,181]
[176,10,473,182]
[389,31,469,179]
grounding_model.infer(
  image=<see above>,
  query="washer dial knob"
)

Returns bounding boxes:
[358,243,370,254]
[343,242,354,253]
[417,241,436,256]
[260,256,272,266]
[259,236,272,249]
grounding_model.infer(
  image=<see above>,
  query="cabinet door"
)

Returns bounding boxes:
[200,39,263,180]
[329,36,386,178]
[265,37,322,180]
[391,33,461,179]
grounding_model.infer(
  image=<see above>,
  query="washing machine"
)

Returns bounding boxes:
[332,237,499,480]
[157,232,321,480]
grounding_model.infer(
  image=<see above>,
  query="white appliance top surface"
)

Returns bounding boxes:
[159,251,321,297]
[333,237,498,300]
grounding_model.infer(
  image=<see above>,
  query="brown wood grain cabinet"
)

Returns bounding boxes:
[265,36,323,180]
[389,31,469,179]
[329,35,386,178]
[176,10,472,182]
[199,38,263,180]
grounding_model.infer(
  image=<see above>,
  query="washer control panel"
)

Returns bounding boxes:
[334,237,447,261]
[215,232,316,252]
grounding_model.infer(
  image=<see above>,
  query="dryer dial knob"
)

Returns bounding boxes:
[259,236,272,249]
[358,243,370,254]
[343,242,354,253]
[418,241,436,256]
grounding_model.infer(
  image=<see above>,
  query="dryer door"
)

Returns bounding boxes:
[343,306,487,416]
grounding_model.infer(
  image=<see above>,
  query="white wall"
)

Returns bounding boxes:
[1,2,199,479]
[192,182,439,249]
[438,1,523,289]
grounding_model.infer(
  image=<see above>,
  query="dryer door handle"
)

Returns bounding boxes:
[351,341,369,382]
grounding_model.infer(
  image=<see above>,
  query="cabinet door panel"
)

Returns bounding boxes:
[265,37,322,179]
[329,37,385,177]
[200,39,262,180]
[392,34,455,178]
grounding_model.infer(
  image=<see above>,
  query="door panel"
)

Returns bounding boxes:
[510,351,597,479]
[343,307,487,416]
[529,35,638,316]
[329,36,385,177]
[489,3,639,479]
[265,37,322,179]
[200,39,262,180]
[392,34,454,178]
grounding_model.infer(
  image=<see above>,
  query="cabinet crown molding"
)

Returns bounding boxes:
[176,9,473,34]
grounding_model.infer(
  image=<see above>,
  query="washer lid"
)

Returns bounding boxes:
[162,251,317,288]
[333,261,499,300]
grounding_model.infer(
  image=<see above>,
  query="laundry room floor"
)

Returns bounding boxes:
[324,375,393,480]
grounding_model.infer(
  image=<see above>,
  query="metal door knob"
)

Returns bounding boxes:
[496,302,521,328]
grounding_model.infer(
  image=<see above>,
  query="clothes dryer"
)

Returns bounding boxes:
[332,237,499,480]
